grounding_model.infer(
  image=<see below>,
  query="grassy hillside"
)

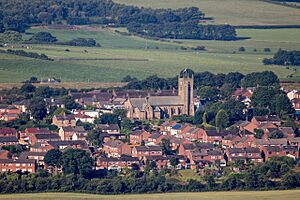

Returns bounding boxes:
[114,0,300,26]
[0,27,298,83]
[0,190,300,200]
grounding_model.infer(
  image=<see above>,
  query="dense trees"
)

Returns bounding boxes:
[0,156,298,194]
[58,38,99,47]
[61,149,94,177]
[0,0,236,40]
[241,71,279,88]
[127,22,237,40]
[251,86,295,119]
[44,149,62,167]
[215,109,229,130]
[27,32,57,43]
[0,49,52,61]
[28,97,47,120]
[263,49,300,66]
[86,129,104,148]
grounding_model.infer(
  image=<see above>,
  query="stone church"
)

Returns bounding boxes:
[124,69,195,120]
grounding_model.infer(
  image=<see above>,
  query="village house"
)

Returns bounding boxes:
[0,136,19,147]
[170,123,191,136]
[47,140,90,151]
[261,146,299,160]
[130,130,151,145]
[146,132,166,145]
[97,156,140,170]
[180,127,205,141]
[0,127,18,137]
[19,152,47,168]
[288,137,300,148]
[44,97,65,109]
[132,145,163,158]
[102,139,132,157]
[160,121,177,135]
[29,133,61,145]
[0,113,19,121]
[178,142,215,157]
[222,134,242,148]
[187,149,224,169]
[52,114,76,127]
[225,147,263,163]
[12,100,30,113]
[253,138,288,148]
[0,159,36,173]
[30,142,54,153]
[59,126,87,141]
[74,113,95,124]
[97,124,120,134]
[143,155,186,169]
[202,130,231,144]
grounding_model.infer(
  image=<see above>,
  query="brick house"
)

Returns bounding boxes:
[0,136,18,147]
[132,145,162,158]
[52,114,76,127]
[146,132,166,145]
[30,142,54,152]
[97,156,140,170]
[59,126,87,140]
[47,140,90,151]
[288,137,300,148]
[225,147,263,163]
[29,133,61,145]
[0,128,17,137]
[180,127,205,141]
[0,159,36,173]
[261,146,299,160]
[202,130,231,144]
[102,139,132,157]
[222,134,242,148]
[130,130,151,144]
[97,124,120,134]
[160,121,177,135]
[19,152,47,168]
[178,142,215,158]
[187,149,224,169]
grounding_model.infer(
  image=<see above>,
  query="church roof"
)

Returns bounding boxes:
[130,96,183,111]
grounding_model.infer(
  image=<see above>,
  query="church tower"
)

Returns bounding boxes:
[178,68,194,116]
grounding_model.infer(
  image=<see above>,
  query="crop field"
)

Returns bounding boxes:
[0,190,300,200]
[114,0,300,26]
[0,27,299,84]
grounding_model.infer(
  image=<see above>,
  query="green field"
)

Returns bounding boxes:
[0,26,299,83]
[114,0,300,26]
[0,190,300,200]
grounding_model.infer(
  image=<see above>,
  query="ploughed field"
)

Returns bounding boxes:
[0,26,299,83]
[0,190,300,200]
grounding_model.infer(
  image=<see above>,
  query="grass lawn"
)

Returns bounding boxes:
[0,27,299,83]
[0,190,300,200]
[114,0,300,26]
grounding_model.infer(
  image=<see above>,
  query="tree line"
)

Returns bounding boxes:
[263,49,300,66]
[124,71,279,90]
[0,0,236,40]
[0,156,299,194]
[127,22,236,40]
[0,49,53,61]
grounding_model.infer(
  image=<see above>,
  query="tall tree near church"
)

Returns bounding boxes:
[215,109,229,131]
